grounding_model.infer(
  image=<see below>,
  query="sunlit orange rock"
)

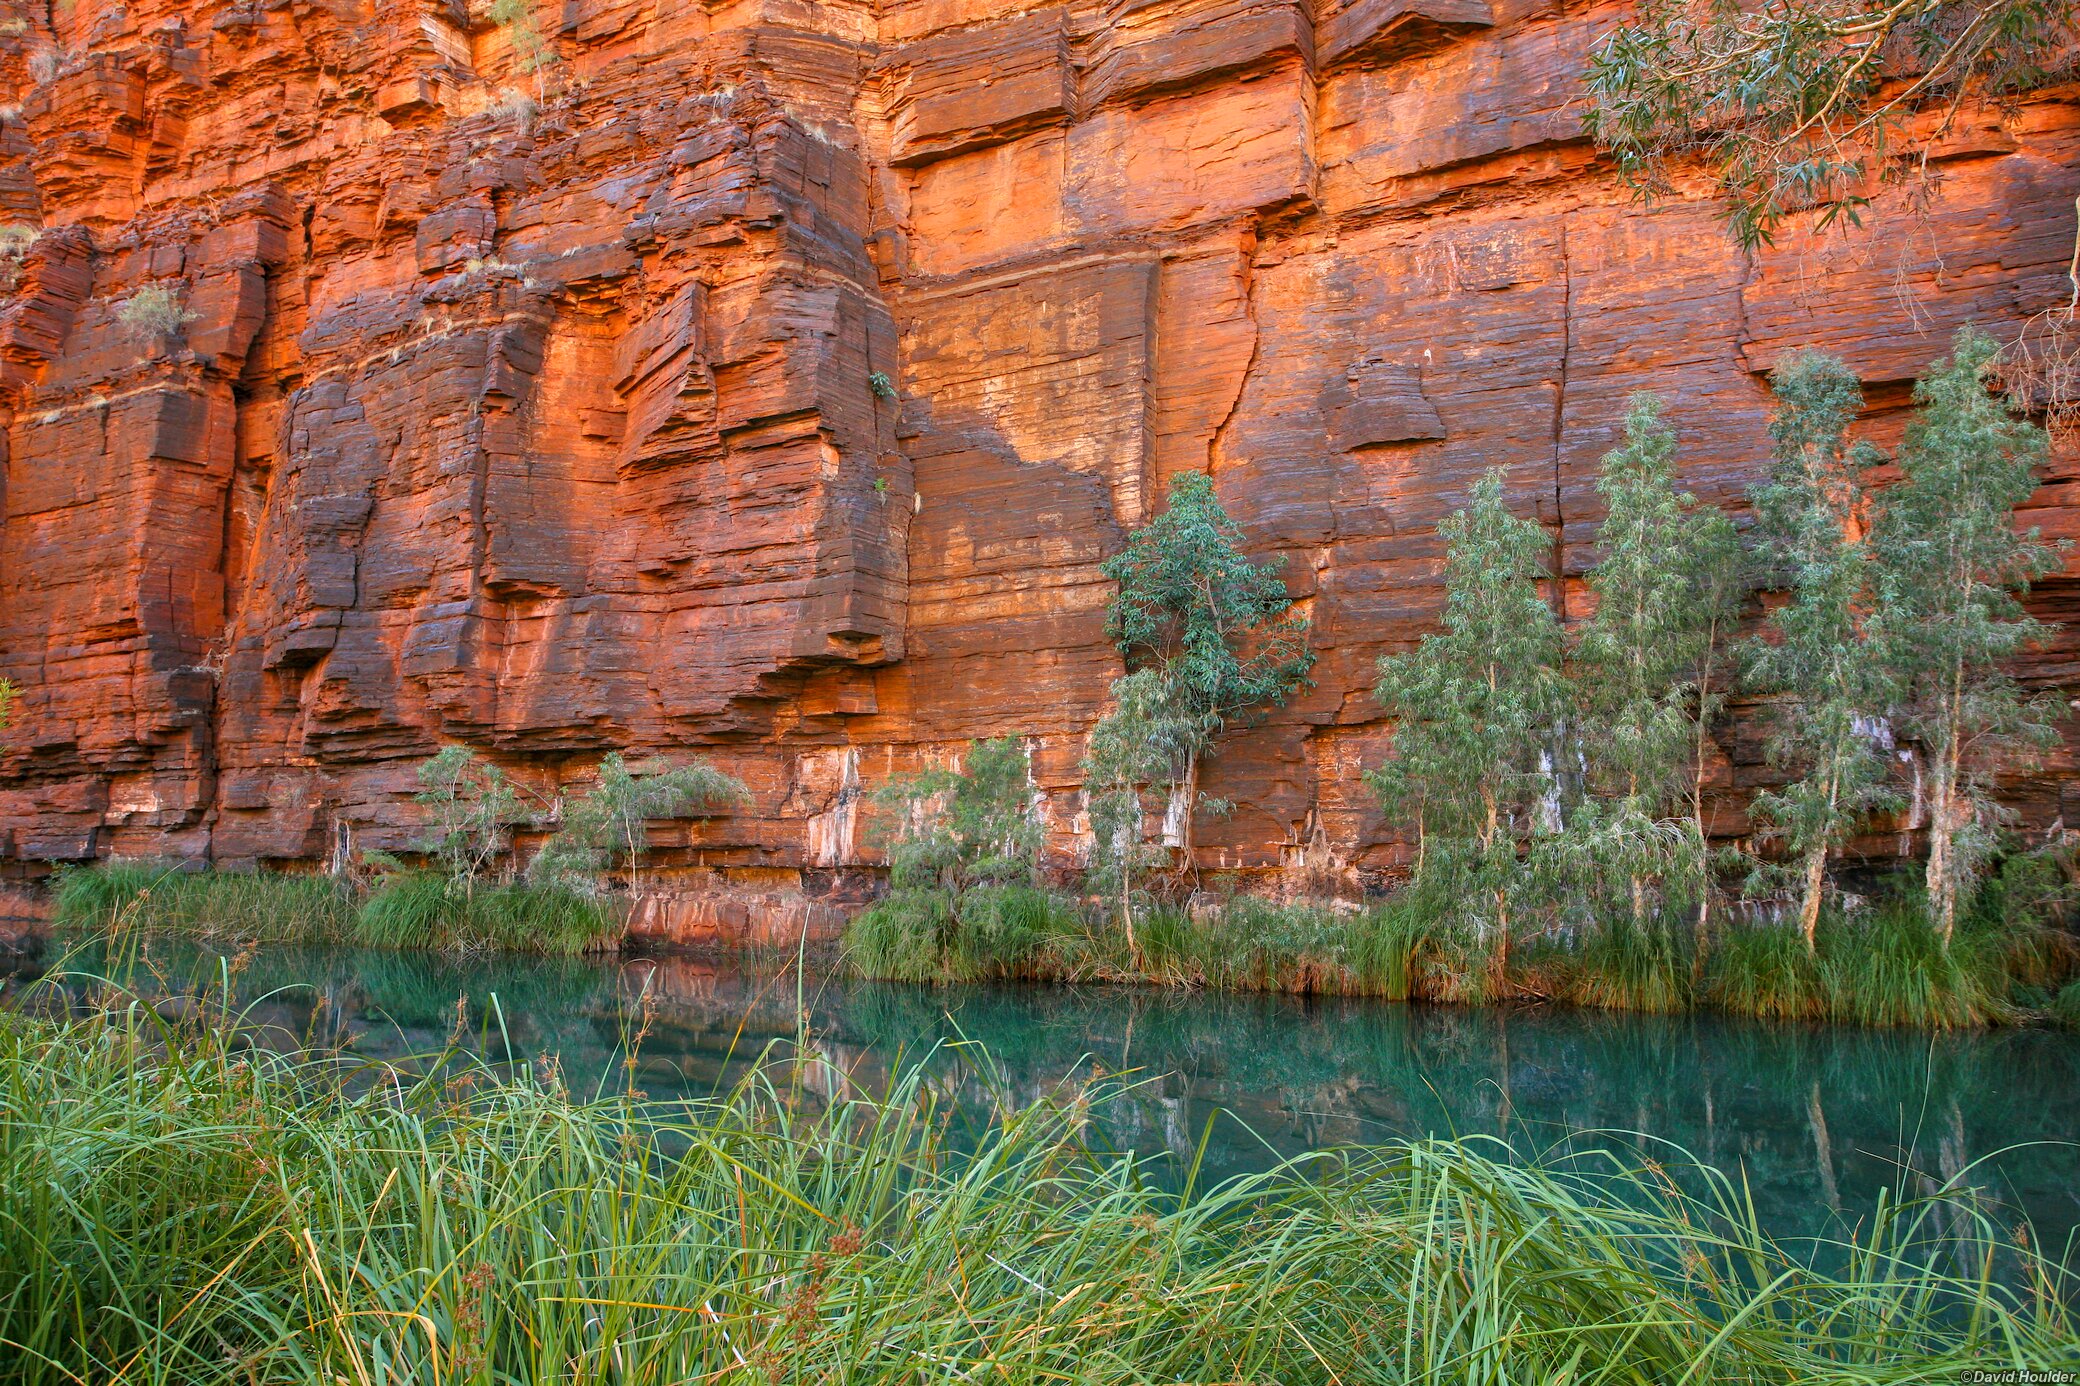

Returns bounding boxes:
[0,0,2073,915]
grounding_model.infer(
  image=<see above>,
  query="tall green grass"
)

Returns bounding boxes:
[843,880,2075,1028]
[3,980,2074,1385]
[352,872,616,956]
[53,862,355,943]
[53,863,616,958]
[845,883,1081,982]
[1703,905,2043,1028]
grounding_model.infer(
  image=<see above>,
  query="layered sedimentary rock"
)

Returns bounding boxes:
[0,0,2074,913]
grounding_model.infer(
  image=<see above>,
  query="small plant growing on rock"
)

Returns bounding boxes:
[868,371,896,400]
[0,223,37,292]
[116,284,197,342]
[485,85,536,133]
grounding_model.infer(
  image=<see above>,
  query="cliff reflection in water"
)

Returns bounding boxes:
[8,935,2079,1252]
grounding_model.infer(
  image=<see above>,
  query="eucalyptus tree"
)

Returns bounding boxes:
[415,745,524,894]
[1099,470,1314,866]
[1872,327,2062,943]
[1371,469,1567,967]
[1082,669,1215,953]
[534,753,745,892]
[1571,395,1746,934]
[873,737,1043,894]
[1584,0,2077,250]
[1745,352,1898,949]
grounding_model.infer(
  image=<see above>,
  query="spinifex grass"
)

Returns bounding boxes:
[4,975,2076,1385]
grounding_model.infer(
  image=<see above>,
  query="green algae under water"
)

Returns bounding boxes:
[8,932,2080,1260]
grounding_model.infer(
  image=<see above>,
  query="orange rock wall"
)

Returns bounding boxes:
[0,0,2075,891]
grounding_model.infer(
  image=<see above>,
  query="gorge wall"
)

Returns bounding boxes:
[0,0,2076,909]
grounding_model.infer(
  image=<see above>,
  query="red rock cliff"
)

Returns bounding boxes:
[0,0,2074,894]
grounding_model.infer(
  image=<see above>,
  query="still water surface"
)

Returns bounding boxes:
[8,935,2080,1255]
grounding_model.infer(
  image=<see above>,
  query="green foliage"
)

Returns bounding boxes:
[534,751,744,892]
[946,884,1082,979]
[1966,843,2080,935]
[849,741,1080,981]
[868,369,896,399]
[1098,470,1313,869]
[51,862,356,944]
[7,990,2077,1386]
[874,737,1040,893]
[1568,394,1745,934]
[51,860,612,956]
[1539,916,1697,1014]
[1871,326,2063,939]
[1744,352,1900,945]
[487,0,555,75]
[1583,0,2077,249]
[1081,670,1210,938]
[0,675,14,732]
[1371,469,1566,956]
[413,744,523,888]
[844,887,954,982]
[1702,904,2034,1027]
[1103,471,1315,727]
[2050,978,2080,1027]
[845,877,1079,982]
[355,872,615,956]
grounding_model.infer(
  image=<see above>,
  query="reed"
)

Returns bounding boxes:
[1,977,2073,1385]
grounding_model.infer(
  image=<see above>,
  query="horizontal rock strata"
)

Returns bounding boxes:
[0,0,2075,901]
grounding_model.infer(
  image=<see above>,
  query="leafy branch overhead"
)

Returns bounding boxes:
[1584,0,2078,249]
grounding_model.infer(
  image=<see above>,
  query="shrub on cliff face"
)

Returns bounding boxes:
[114,283,196,341]
[874,736,1041,895]
[408,745,524,892]
[1583,0,2077,250]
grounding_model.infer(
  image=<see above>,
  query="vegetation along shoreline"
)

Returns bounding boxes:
[30,330,2080,1030]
